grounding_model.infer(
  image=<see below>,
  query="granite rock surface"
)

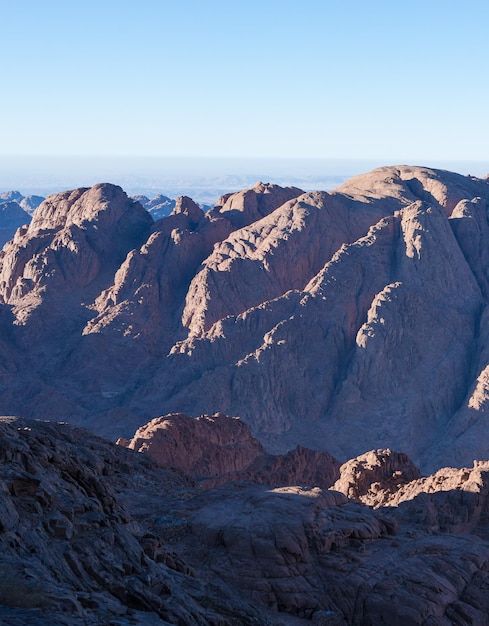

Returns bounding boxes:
[0,168,488,470]
[120,412,340,489]
[3,416,489,624]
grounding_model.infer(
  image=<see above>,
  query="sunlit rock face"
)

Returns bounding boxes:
[119,411,341,489]
[0,167,489,471]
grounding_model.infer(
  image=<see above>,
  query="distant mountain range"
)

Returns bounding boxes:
[0,191,43,247]
[132,193,211,218]
[0,190,45,214]
[0,155,380,203]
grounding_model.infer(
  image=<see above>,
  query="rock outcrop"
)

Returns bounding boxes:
[120,412,265,481]
[333,448,421,505]
[120,412,340,489]
[5,416,489,625]
[333,447,489,537]
[0,415,269,625]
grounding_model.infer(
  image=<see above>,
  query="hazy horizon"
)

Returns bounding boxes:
[0,156,487,205]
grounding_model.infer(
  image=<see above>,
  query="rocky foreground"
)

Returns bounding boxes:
[2,414,489,625]
[1,166,489,470]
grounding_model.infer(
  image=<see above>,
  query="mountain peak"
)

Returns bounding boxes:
[0,166,488,472]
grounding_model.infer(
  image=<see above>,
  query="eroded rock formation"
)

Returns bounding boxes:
[0,415,258,625]
[120,412,340,489]
[4,416,489,624]
[0,167,488,470]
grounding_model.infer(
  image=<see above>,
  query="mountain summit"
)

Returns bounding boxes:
[0,166,489,471]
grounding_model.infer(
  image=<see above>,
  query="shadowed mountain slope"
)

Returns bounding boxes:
[0,167,488,471]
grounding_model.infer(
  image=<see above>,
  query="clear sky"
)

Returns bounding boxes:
[2,0,489,164]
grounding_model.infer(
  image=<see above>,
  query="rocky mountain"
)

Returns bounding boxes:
[0,191,44,247]
[0,167,489,472]
[19,194,45,215]
[118,412,340,489]
[0,190,45,217]
[132,194,177,220]
[0,200,31,248]
[4,415,489,625]
[0,191,24,203]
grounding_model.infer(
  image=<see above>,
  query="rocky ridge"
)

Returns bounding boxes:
[3,416,489,624]
[0,199,32,248]
[132,194,176,220]
[0,168,489,470]
[0,191,44,247]
[119,412,340,489]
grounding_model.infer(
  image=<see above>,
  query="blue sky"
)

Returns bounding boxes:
[2,1,489,163]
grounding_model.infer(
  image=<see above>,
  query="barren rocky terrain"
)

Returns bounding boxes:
[2,414,489,625]
[2,164,489,623]
[0,166,488,471]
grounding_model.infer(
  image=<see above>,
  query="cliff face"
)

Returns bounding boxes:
[0,167,489,471]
